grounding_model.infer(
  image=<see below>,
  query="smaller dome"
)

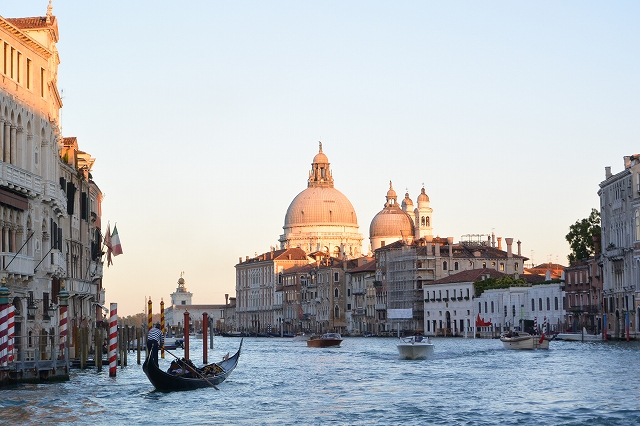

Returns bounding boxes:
[386,181,397,200]
[313,151,328,164]
[417,187,429,203]
[369,207,414,238]
[402,192,413,209]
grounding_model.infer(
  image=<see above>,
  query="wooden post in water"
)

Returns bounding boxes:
[202,312,208,364]
[95,327,102,371]
[137,326,141,365]
[183,310,190,360]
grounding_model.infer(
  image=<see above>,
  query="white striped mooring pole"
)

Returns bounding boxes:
[109,303,118,377]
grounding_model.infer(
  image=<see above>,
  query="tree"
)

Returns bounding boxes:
[565,208,601,264]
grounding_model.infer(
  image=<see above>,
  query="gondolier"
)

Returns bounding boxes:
[147,322,164,366]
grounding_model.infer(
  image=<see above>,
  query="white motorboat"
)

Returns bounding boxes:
[397,335,434,359]
[292,332,312,342]
[500,331,549,350]
[555,327,603,342]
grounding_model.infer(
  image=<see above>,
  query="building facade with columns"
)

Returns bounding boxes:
[598,155,640,339]
[0,6,107,371]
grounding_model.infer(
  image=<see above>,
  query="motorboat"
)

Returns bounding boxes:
[500,331,549,350]
[164,337,184,350]
[397,335,434,360]
[555,327,603,342]
[292,332,313,342]
[306,333,343,348]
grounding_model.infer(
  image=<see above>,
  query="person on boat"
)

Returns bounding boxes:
[168,360,185,375]
[147,322,164,367]
[413,331,423,342]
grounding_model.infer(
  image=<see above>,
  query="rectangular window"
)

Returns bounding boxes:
[3,43,7,74]
[40,68,46,97]
[16,51,21,83]
[26,58,31,89]
[10,47,15,78]
[334,272,339,282]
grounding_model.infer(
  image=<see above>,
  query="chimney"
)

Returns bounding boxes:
[497,237,502,251]
[239,257,242,263]
[517,240,521,256]
[245,256,249,261]
[505,238,513,258]
[225,294,229,305]
[492,232,496,248]
[447,237,453,257]
[425,235,433,255]
[605,166,612,179]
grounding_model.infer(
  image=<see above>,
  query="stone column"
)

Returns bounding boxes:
[10,125,16,165]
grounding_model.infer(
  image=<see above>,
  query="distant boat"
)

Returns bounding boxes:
[222,331,243,337]
[500,331,550,350]
[555,327,603,342]
[292,332,313,342]
[307,333,342,348]
[397,335,434,360]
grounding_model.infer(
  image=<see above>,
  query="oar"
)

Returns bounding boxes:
[165,349,219,390]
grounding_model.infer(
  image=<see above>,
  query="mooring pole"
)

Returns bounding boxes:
[183,310,190,360]
[109,303,118,377]
[202,312,208,364]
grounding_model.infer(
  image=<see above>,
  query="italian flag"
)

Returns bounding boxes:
[111,225,123,256]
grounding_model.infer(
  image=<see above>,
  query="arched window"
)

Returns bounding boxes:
[454,262,459,270]
[334,288,339,298]
[539,298,543,311]
[478,302,482,313]
[426,217,430,226]
[334,305,340,319]
[491,301,494,313]
[546,297,550,310]
[443,261,448,271]
[531,298,535,311]
[554,297,559,310]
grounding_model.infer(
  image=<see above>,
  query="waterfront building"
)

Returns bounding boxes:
[598,155,640,338]
[235,247,309,333]
[345,259,376,335]
[425,268,566,337]
[279,142,363,259]
[563,257,603,334]
[164,275,233,335]
[0,5,105,379]
[374,233,528,335]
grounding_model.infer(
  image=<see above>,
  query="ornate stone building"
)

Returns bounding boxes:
[0,6,105,366]
[598,155,640,338]
[279,142,363,259]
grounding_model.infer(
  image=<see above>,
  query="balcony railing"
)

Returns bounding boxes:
[1,253,34,278]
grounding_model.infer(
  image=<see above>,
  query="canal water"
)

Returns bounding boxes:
[2,336,639,425]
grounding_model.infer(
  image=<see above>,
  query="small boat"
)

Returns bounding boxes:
[221,331,243,337]
[306,333,343,348]
[142,339,242,391]
[397,334,434,359]
[500,331,549,350]
[555,327,603,342]
[292,332,313,342]
[164,338,184,350]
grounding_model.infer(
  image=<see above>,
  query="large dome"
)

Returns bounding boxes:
[369,207,414,238]
[285,186,358,227]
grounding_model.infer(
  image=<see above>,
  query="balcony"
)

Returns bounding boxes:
[0,163,43,198]
[353,307,365,316]
[1,253,34,280]
[352,288,366,295]
[375,303,386,310]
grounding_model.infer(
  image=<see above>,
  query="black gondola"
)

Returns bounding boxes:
[142,339,242,391]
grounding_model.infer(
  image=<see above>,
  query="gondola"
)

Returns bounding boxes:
[143,339,243,391]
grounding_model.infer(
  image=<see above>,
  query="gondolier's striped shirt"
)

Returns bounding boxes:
[148,327,164,347]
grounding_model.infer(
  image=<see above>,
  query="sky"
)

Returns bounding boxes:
[3,1,639,316]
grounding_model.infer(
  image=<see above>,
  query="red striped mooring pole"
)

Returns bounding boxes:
[7,305,14,362]
[58,283,69,359]
[0,278,8,367]
[109,303,118,377]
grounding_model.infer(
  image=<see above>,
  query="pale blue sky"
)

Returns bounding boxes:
[4,1,639,315]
